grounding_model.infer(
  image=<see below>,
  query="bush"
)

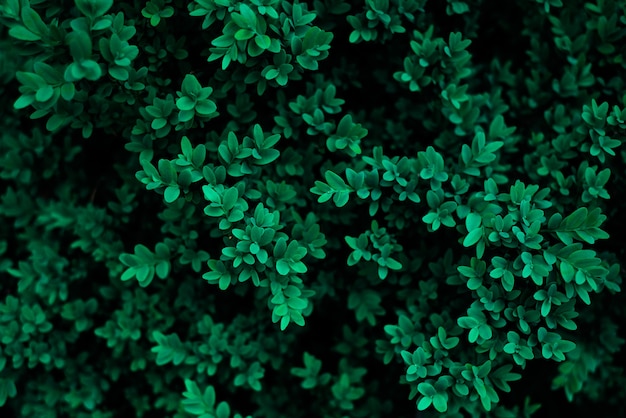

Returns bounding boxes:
[1,0,626,416]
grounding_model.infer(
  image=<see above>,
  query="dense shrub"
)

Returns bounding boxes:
[2,0,626,416]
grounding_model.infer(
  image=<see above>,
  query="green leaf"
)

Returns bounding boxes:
[60,83,75,100]
[238,3,257,26]
[325,170,348,190]
[563,207,587,229]
[21,6,48,36]
[14,94,35,109]
[181,73,202,95]
[180,136,193,158]
[177,96,195,111]
[433,393,448,412]
[212,34,234,48]
[333,191,349,207]
[463,227,483,247]
[149,14,161,26]
[92,19,112,30]
[164,186,180,203]
[417,396,433,410]
[16,71,46,89]
[46,114,66,132]
[276,259,290,275]
[182,380,215,415]
[151,331,186,365]
[81,60,102,80]
[195,100,217,116]
[222,187,238,211]
[9,25,40,41]
[109,66,129,81]
[255,34,271,49]
[68,30,93,62]
[0,378,17,406]
[264,68,279,80]
[234,29,255,41]
[35,86,54,103]
[216,401,231,418]
[75,0,113,19]
[297,54,318,71]
[155,260,170,279]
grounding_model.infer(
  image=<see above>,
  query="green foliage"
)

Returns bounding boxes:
[176,73,218,125]
[182,380,250,418]
[119,243,172,287]
[290,352,331,389]
[142,0,175,27]
[2,0,626,417]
